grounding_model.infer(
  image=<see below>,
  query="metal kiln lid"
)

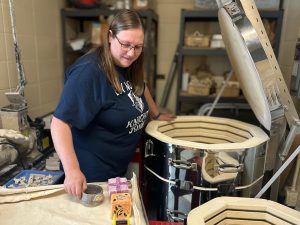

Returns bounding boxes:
[218,7,272,130]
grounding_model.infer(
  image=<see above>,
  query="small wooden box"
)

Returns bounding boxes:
[111,192,131,219]
[188,85,210,96]
[185,31,210,48]
[215,81,240,97]
[221,87,240,97]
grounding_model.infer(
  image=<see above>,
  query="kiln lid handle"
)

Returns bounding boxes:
[168,159,197,171]
[218,163,243,173]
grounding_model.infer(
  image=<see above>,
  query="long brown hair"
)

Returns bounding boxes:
[99,9,145,96]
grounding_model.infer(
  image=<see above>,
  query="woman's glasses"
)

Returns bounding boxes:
[115,35,143,53]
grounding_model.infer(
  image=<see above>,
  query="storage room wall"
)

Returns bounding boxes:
[1,0,300,127]
[0,0,65,127]
[155,0,194,112]
[278,0,300,87]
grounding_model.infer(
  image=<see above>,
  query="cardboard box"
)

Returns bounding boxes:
[111,192,131,219]
[215,81,240,97]
[108,177,129,196]
[133,0,151,9]
[187,85,210,96]
[185,32,210,48]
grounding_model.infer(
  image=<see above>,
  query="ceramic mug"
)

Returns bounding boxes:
[81,184,104,206]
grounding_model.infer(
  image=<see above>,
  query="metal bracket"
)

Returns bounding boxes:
[174,179,194,192]
[279,121,300,161]
[218,163,244,173]
[166,209,187,223]
[168,158,197,171]
[144,139,155,158]
[224,1,244,22]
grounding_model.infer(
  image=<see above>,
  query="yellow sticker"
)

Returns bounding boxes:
[42,137,49,149]
[94,195,102,202]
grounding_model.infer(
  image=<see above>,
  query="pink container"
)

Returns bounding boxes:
[107,177,129,196]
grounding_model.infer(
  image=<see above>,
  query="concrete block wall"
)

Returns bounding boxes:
[279,0,300,87]
[0,0,65,124]
[155,0,194,112]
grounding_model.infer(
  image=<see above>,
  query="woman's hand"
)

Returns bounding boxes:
[51,116,87,199]
[64,168,87,199]
[156,113,176,121]
[143,85,176,122]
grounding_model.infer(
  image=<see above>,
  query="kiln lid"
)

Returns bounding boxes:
[218,6,272,130]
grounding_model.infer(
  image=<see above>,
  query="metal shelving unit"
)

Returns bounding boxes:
[175,9,284,114]
[61,7,158,95]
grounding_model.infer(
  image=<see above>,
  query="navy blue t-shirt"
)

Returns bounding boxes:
[53,49,149,182]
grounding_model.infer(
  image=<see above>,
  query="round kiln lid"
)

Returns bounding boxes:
[218,8,271,130]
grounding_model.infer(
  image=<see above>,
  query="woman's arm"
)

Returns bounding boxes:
[144,85,176,121]
[50,116,87,199]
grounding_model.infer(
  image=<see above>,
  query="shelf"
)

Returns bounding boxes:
[181,47,227,56]
[181,9,283,20]
[175,7,283,114]
[178,94,247,104]
[182,9,218,19]
[62,7,158,20]
[62,7,114,17]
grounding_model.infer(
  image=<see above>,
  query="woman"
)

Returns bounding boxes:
[51,9,175,198]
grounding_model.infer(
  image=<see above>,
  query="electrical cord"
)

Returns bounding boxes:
[144,164,263,192]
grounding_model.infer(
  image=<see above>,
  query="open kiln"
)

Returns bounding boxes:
[143,116,268,221]
[143,0,300,222]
